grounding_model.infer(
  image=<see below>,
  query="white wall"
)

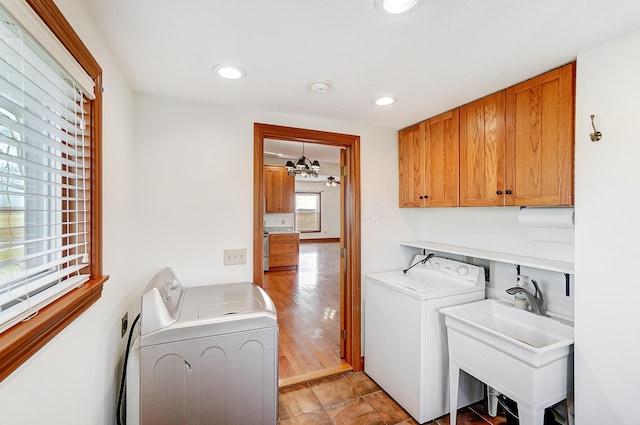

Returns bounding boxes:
[574,29,640,424]
[415,206,574,264]
[490,262,574,319]
[132,94,409,287]
[413,204,577,318]
[0,1,137,424]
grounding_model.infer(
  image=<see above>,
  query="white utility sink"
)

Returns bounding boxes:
[440,298,574,425]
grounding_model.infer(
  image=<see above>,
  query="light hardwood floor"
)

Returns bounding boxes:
[263,242,351,387]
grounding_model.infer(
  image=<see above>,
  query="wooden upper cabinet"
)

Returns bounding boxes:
[424,109,459,207]
[505,62,575,206]
[398,123,426,207]
[459,91,506,206]
[399,62,575,208]
[264,165,295,213]
[399,110,459,208]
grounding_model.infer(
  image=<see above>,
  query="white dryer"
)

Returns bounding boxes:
[127,268,278,425]
[364,255,485,423]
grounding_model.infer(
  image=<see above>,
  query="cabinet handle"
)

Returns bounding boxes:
[506,190,512,195]
[496,190,503,195]
[419,195,429,199]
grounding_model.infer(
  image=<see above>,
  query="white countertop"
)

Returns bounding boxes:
[264,227,299,234]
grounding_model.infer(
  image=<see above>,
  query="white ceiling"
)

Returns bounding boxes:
[264,138,342,164]
[82,0,640,130]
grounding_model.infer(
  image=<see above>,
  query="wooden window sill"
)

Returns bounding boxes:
[0,275,108,381]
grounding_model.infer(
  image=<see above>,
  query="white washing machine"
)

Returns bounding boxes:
[364,255,485,423]
[127,268,278,425]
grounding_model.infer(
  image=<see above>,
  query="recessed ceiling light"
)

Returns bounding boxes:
[212,64,246,80]
[374,0,423,16]
[372,96,397,106]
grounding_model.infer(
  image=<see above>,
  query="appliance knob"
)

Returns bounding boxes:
[456,266,469,276]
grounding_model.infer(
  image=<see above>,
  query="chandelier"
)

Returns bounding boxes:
[285,143,321,178]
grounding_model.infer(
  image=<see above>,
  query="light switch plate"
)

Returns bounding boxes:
[224,248,247,265]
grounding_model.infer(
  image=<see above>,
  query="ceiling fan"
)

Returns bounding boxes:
[323,176,340,187]
[302,175,340,186]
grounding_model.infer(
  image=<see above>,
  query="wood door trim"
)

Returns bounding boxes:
[253,123,362,372]
[300,237,340,243]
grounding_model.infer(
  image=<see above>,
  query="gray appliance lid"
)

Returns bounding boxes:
[140,281,277,347]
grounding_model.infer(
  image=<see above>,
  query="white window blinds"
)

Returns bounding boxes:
[0,4,91,333]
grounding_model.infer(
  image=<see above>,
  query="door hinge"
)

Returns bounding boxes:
[341,329,347,340]
[341,248,347,258]
[341,166,347,176]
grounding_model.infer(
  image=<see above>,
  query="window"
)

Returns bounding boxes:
[295,192,321,232]
[0,0,105,381]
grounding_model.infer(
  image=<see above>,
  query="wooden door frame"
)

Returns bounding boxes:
[253,123,362,372]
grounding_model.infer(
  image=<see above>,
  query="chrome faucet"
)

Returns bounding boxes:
[506,279,545,315]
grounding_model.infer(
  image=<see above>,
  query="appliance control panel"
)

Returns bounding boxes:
[140,267,185,336]
[406,255,484,286]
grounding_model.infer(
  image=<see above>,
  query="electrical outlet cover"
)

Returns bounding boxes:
[121,313,128,337]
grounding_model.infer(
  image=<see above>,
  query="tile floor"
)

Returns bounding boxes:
[278,372,506,425]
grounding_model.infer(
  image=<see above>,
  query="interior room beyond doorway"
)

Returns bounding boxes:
[263,241,351,387]
[253,123,363,380]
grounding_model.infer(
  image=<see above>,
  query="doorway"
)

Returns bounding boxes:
[252,123,362,381]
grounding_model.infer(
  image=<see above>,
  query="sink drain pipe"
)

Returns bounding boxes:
[487,386,500,416]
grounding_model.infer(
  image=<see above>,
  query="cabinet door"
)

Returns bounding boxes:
[398,123,426,207]
[280,172,295,212]
[269,233,299,267]
[505,63,575,206]
[424,109,459,207]
[459,91,506,206]
[264,166,295,213]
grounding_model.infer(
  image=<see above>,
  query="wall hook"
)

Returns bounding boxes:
[590,114,602,142]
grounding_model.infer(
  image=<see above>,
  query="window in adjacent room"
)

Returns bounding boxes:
[295,192,321,232]
[0,0,105,381]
